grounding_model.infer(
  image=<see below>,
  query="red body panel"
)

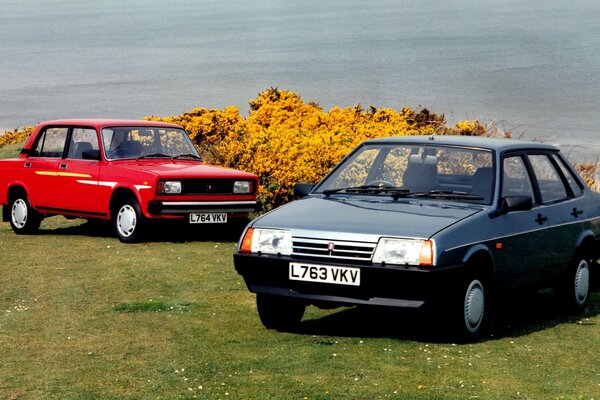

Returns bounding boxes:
[0,119,258,223]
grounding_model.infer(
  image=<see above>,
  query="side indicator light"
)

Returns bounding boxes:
[419,240,434,267]
[240,228,255,253]
[495,242,503,250]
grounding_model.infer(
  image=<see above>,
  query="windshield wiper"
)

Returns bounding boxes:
[172,153,202,160]
[137,153,171,159]
[323,185,411,198]
[412,190,484,200]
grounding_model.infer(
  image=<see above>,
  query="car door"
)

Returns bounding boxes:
[525,152,584,281]
[24,127,69,210]
[59,127,103,216]
[493,153,545,289]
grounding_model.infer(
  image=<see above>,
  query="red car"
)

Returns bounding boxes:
[0,119,258,242]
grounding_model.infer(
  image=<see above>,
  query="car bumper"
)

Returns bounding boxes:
[234,253,467,309]
[148,200,258,215]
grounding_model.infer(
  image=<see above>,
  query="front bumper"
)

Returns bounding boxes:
[234,253,466,309]
[148,200,258,215]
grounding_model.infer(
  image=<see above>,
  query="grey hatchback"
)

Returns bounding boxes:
[234,135,600,339]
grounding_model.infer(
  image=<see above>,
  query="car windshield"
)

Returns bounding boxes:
[316,143,495,204]
[101,127,201,161]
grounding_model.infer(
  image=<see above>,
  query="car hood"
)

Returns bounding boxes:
[110,160,257,179]
[253,195,484,239]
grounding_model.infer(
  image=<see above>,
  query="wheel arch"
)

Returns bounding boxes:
[4,184,28,222]
[575,230,600,292]
[462,244,495,282]
[574,230,596,258]
[109,187,140,219]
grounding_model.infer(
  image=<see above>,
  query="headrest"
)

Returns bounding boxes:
[408,154,437,165]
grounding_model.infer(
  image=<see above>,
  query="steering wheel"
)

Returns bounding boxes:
[365,179,395,187]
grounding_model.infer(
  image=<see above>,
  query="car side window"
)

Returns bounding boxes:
[501,155,534,199]
[551,154,584,197]
[528,154,568,203]
[30,127,68,158]
[67,128,99,160]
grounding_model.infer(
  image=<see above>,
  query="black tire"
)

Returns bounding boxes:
[556,254,591,312]
[256,293,306,331]
[113,196,145,243]
[8,193,41,234]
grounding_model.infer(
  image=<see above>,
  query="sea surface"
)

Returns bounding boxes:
[1,0,600,161]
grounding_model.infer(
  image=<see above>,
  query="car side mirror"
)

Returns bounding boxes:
[294,183,315,199]
[82,149,101,161]
[499,195,532,214]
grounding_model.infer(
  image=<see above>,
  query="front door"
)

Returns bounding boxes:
[24,127,69,210]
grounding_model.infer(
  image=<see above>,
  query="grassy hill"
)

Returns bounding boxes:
[1,217,599,399]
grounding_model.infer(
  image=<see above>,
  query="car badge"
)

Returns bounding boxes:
[328,242,335,253]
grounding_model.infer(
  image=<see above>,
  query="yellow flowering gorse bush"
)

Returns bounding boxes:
[0,126,34,147]
[149,88,509,211]
[1,89,595,211]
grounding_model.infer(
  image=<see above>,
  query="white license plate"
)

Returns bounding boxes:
[189,213,228,224]
[289,263,360,286]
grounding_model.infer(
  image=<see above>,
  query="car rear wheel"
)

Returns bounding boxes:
[9,194,41,234]
[557,254,591,312]
[256,293,306,331]
[114,196,145,243]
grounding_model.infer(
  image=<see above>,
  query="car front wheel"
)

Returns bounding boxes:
[451,277,487,341]
[113,196,145,243]
[256,293,306,331]
[9,194,41,234]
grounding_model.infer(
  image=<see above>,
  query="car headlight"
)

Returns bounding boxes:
[373,238,434,266]
[158,180,182,194]
[240,228,292,256]
[233,180,254,194]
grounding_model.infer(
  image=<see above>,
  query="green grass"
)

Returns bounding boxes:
[1,215,599,399]
[0,142,22,159]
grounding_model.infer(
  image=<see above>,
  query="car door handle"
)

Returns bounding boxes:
[535,213,548,225]
[570,207,583,218]
[59,164,68,169]
[24,162,31,168]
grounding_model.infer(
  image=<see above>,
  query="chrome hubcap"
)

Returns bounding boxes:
[117,204,137,237]
[11,199,28,229]
[574,259,590,305]
[464,279,485,333]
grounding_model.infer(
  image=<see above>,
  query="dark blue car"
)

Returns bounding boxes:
[234,136,600,339]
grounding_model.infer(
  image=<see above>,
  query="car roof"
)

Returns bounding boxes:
[37,119,182,129]
[365,135,558,152]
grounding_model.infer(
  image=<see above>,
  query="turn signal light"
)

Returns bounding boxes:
[419,240,434,267]
[240,228,255,253]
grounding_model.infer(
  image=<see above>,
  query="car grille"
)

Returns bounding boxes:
[292,237,376,261]
[181,179,235,195]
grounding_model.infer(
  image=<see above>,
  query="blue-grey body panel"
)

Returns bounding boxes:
[235,136,600,311]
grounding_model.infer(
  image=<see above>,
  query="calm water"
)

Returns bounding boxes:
[1,0,600,161]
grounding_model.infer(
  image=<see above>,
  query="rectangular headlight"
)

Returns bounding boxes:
[250,228,292,256]
[233,180,253,194]
[373,238,433,266]
[160,180,182,194]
